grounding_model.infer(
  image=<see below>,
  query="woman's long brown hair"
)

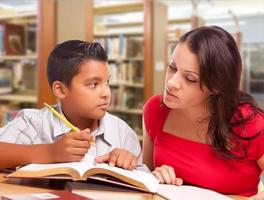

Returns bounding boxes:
[179,26,264,158]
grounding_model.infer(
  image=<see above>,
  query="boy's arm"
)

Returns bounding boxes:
[0,142,53,169]
[0,129,93,169]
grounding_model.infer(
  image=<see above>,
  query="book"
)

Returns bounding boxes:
[1,23,25,55]
[6,154,159,193]
[66,181,154,200]
[5,155,232,200]
[156,184,232,200]
[69,182,232,200]
[1,190,93,200]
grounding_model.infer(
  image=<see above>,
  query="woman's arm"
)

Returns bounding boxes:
[142,117,154,171]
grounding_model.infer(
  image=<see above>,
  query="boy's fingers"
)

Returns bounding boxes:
[71,147,89,156]
[108,151,119,166]
[69,155,85,162]
[94,153,110,163]
[119,154,131,169]
[72,132,93,141]
[128,158,137,170]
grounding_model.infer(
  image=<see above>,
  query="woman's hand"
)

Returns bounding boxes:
[94,148,137,170]
[247,191,264,200]
[152,165,183,185]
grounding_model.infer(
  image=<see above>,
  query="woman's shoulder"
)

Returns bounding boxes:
[144,93,163,109]
[232,103,264,138]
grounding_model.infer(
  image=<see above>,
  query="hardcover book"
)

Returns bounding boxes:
[6,155,159,193]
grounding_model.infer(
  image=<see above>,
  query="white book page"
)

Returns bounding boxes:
[93,162,159,193]
[17,154,96,177]
[157,184,232,200]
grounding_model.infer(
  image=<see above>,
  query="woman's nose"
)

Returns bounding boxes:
[167,73,181,90]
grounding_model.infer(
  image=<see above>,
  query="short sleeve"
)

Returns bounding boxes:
[0,109,39,144]
[247,111,264,160]
[232,104,264,160]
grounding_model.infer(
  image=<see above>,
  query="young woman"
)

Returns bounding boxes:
[142,26,264,198]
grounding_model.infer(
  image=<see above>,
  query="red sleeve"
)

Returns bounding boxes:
[247,111,264,160]
[232,104,264,160]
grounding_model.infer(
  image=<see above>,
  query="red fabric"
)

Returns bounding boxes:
[143,94,264,196]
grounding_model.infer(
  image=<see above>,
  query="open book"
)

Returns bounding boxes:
[68,182,232,200]
[6,154,159,193]
[6,154,232,200]
[156,184,232,200]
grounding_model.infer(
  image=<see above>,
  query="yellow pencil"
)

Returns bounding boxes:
[44,103,95,146]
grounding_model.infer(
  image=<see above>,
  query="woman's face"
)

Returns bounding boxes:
[163,42,211,110]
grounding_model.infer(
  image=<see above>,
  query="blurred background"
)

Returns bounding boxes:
[0,0,263,141]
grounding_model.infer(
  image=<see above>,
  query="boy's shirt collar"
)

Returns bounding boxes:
[52,103,112,146]
[52,103,71,137]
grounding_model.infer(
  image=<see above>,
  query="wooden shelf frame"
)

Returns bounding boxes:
[0,54,37,61]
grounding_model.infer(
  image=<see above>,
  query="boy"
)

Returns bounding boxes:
[0,40,144,171]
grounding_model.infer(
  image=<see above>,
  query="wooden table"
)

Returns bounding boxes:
[0,172,164,200]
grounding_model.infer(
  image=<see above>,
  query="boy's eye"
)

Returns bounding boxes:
[88,83,98,88]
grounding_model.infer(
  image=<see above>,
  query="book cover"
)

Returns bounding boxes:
[1,190,93,200]
[2,23,25,55]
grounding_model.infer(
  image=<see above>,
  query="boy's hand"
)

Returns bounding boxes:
[152,165,183,185]
[50,128,93,162]
[94,148,137,170]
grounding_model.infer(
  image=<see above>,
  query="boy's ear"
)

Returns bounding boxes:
[52,81,68,99]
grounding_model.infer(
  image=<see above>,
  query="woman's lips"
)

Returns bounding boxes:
[165,89,178,98]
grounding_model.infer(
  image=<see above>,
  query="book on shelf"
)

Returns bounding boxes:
[95,35,143,60]
[0,67,12,94]
[6,154,159,193]
[0,23,25,55]
[0,104,19,126]
[1,190,93,200]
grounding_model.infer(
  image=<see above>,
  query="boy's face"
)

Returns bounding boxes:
[62,60,111,120]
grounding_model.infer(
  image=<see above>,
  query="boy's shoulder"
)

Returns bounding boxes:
[16,106,53,119]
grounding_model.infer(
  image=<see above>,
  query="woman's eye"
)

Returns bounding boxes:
[186,77,198,83]
[168,64,177,71]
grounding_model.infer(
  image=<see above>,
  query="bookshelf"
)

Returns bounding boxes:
[243,43,264,108]
[94,31,145,137]
[0,12,38,125]
[93,1,167,139]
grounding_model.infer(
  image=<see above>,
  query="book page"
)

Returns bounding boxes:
[92,162,159,193]
[10,155,96,178]
[157,184,232,200]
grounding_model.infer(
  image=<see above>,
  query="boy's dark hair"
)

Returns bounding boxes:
[47,40,108,87]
